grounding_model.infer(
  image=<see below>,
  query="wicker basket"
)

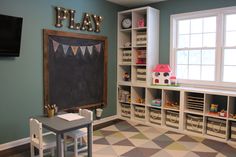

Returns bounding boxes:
[149,108,161,124]
[186,114,203,133]
[230,122,236,141]
[206,117,226,139]
[121,103,131,118]
[136,68,146,81]
[165,110,179,129]
[134,106,145,119]
[122,50,131,63]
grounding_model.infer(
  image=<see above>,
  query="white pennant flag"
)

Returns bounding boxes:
[52,40,60,52]
[95,43,101,53]
[71,46,79,56]
[87,46,93,55]
[80,46,86,56]
[62,44,69,55]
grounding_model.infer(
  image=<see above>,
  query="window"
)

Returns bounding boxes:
[170,7,236,87]
[176,16,216,81]
[223,14,236,82]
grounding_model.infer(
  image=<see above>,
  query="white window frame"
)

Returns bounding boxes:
[170,6,236,90]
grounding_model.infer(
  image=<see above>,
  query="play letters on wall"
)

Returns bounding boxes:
[55,7,103,33]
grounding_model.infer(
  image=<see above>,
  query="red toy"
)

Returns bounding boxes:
[137,18,145,27]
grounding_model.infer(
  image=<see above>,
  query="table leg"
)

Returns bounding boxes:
[87,124,93,157]
[56,133,63,157]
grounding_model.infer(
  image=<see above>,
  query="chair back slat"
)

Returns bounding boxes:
[29,118,43,146]
[80,109,93,121]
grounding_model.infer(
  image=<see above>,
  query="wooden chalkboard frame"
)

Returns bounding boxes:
[43,29,107,111]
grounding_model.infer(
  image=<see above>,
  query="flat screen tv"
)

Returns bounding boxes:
[0,14,23,57]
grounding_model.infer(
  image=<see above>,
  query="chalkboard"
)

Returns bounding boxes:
[43,29,107,110]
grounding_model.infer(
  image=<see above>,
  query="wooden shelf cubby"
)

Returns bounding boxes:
[163,90,180,111]
[185,92,204,114]
[205,94,228,118]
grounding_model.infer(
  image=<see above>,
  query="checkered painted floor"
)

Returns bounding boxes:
[12,120,236,157]
[86,120,236,157]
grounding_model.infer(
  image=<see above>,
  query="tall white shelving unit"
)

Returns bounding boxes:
[117,6,159,123]
[117,6,236,145]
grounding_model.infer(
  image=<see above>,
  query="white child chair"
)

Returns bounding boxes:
[64,109,93,157]
[29,118,57,157]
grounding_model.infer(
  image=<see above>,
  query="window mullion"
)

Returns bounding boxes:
[170,17,177,75]
[215,13,224,83]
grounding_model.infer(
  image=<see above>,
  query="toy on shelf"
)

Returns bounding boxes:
[124,42,131,48]
[219,110,227,117]
[136,50,146,64]
[229,114,236,119]
[123,72,130,81]
[165,101,179,110]
[118,89,130,103]
[209,104,218,113]
[170,76,177,86]
[135,97,145,104]
[151,99,161,107]
[152,64,173,85]
[137,18,145,27]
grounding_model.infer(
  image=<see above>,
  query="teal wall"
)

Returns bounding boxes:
[0,0,124,144]
[151,0,236,64]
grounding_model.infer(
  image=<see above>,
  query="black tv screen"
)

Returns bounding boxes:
[0,14,23,57]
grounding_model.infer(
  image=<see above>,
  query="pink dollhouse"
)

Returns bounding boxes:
[152,64,172,85]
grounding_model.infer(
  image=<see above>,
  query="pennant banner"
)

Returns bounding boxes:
[50,39,102,56]
[52,40,59,52]
[71,46,79,56]
[95,44,101,53]
[62,44,69,55]
[87,46,93,55]
[80,46,86,56]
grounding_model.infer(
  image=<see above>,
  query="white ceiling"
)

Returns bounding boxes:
[106,0,165,7]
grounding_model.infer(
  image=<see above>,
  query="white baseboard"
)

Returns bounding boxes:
[0,115,119,151]
[0,137,30,151]
[93,115,118,125]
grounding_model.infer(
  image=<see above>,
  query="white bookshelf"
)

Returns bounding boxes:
[117,6,159,125]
